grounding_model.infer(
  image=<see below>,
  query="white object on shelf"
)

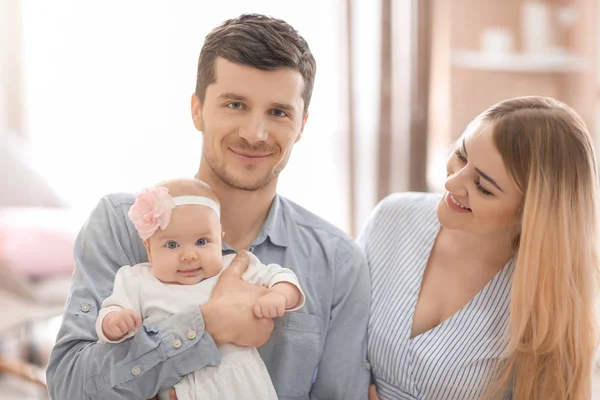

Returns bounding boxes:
[522,1,553,54]
[480,27,514,55]
[556,5,578,29]
[451,50,588,73]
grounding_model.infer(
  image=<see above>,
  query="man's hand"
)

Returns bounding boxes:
[102,309,141,341]
[147,388,177,400]
[369,384,379,400]
[254,291,287,318]
[201,250,274,347]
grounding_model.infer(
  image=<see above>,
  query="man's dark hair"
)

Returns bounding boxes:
[195,14,316,113]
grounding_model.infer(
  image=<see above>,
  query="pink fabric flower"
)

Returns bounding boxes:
[128,186,175,240]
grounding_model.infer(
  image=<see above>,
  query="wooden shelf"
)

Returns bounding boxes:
[451,50,589,73]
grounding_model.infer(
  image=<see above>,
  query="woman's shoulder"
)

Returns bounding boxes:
[375,191,441,219]
[359,191,440,245]
[358,192,441,267]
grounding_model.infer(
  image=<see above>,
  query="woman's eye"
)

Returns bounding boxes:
[166,241,179,249]
[454,149,467,163]
[196,238,208,246]
[475,178,493,196]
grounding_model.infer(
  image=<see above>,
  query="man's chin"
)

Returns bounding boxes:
[218,172,274,192]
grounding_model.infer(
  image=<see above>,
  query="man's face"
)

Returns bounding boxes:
[192,58,308,191]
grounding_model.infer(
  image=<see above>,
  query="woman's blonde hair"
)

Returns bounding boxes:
[483,96,599,399]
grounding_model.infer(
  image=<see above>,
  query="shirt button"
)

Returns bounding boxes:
[80,304,91,313]
[172,339,182,348]
[365,362,371,371]
[187,330,197,340]
[132,367,141,376]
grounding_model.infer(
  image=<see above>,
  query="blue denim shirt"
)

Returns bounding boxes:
[46,193,371,400]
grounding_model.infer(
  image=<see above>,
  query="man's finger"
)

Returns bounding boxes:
[254,304,263,318]
[369,384,379,400]
[223,249,251,277]
[169,388,177,400]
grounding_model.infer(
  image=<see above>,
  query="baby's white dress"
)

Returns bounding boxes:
[96,253,304,400]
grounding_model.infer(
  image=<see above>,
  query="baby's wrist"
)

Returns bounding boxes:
[270,282,300,309]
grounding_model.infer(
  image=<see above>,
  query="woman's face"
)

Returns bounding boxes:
[437,120,523,239]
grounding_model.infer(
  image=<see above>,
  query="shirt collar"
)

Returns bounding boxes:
[253,194,289,248]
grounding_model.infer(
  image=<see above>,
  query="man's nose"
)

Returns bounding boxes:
[239,114,268,144]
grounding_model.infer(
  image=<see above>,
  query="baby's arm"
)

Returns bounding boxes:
[254,282,302,318]
[95,265,143,343]
[234,253,305,318]
[101,309,142,342]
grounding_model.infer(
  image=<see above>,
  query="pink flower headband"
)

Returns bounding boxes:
[128,186,220,240]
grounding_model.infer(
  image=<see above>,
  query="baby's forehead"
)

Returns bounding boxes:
[156,218,221,238]
[159,180,219,203]
[170,206,218,223]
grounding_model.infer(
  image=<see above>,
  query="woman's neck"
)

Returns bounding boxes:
[437,227,515,273]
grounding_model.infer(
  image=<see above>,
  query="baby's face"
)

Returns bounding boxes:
[146,205,223,285]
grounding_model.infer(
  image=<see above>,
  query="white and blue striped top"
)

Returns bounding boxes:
[358,192,514,400]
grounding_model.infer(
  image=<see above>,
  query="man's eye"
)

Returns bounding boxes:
[196,239,208,246]
[166,241,179,249]
[228,102,243,110]
[271,109,287,117]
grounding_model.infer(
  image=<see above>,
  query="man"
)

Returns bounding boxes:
[47,14,370,400]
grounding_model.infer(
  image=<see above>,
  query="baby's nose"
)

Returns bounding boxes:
[181,252,198,262]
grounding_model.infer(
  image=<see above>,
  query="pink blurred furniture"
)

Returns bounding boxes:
[0,133,75,388]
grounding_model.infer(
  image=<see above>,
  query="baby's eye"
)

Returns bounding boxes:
[196,238,208,246]
[166,241,179,249]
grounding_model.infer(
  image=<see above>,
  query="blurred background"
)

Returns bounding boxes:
[0,0,599,398]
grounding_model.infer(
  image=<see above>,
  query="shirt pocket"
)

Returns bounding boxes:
[264,312,322,398]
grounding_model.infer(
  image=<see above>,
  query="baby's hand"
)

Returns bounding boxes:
[253,291,287,318]
[102,309,142,341]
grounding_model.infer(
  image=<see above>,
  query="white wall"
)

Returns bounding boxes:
[21,1,352,231]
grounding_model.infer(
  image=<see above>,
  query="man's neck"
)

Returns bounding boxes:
[196,168,276,250]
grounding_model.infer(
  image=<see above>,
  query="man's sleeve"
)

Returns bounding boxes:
[309,240,371,399]
[46,194,221,400]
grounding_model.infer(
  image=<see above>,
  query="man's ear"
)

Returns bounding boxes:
[143,239,153,263]
[295,112,309,143]
[191,93,204,132]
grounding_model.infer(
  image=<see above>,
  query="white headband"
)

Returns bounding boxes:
[129,187,221,240]
[173,195,220,217]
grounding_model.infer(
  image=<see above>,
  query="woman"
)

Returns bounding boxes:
[361,96,599,399]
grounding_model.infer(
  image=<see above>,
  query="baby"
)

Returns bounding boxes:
[95,178,304,400]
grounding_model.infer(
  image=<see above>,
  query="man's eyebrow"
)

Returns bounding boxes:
[271,102,295,112]
[218,92,246,101]
[217,94,295,113]
[475,168,504,193]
